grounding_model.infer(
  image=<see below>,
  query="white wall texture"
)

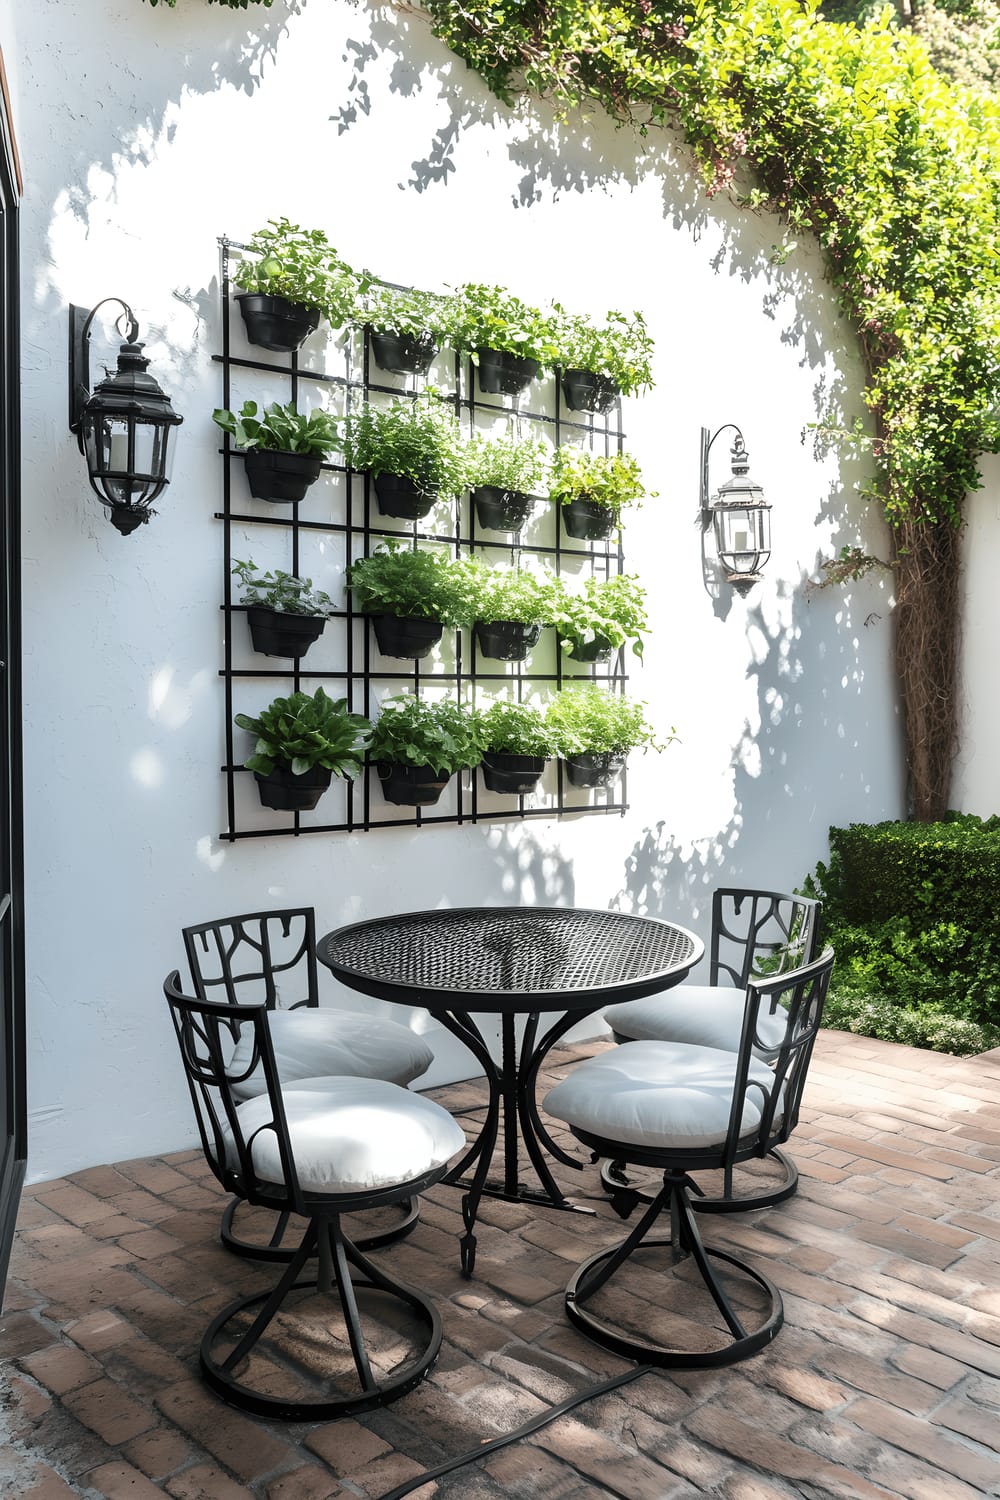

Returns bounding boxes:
[955,454,1000,817]
[14,0,903,1183]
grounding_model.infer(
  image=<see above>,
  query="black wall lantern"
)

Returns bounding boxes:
[68,299,183,536]
[700,424,771,596]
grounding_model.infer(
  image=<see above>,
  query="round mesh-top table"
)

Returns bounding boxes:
[319,907,702,1276]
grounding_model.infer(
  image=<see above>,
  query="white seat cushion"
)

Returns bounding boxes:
[228,1009,433,1101]
[226,1076,466,1193]
[603,984,786,1055]
[544,1041,778,1150]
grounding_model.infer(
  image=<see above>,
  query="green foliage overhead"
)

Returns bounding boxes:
[423,0,1000,530]
[804,813,1000,1028]
[235,688,370,778]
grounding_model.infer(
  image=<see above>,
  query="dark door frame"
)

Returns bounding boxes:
[0,42,25,1306]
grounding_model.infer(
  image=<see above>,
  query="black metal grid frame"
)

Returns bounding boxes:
[214,237,634,839]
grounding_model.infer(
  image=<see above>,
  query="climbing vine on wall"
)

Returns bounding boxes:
[418,0,1000,821]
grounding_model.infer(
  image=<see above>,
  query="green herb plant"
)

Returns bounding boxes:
[477,699,555,758]
[550,573,648,660]
[552,307,655,396]
[465,433,551,496]
[234,218,366,329]
[454,558,556,627]
[448,283,561,370]
[545,686,667,757]
[338,395,468,499]
[367,694,485,776]
[362,283,451,341]
[549,447,651,528]
[346,542,470,626]
[212,400,340,457]
[232,559,335,617]
[235,687,371,778]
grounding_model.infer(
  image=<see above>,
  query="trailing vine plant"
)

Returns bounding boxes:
[417,0,1000,820]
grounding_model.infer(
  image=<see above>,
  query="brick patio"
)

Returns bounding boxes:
[2,1029,1000,1499]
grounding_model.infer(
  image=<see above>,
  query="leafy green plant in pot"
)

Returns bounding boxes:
[545,685,667,788]
[234,218,367,352]
[477,699,555,795]
[449,283,560,396]
[465,432,550,532]
[346,541,470,660]
[367,694,486,806]
[362,284,451,376]
[552,306,655,413]
[549,446,651,542]
[235,687,371,812]
[233,558,336,660]
[454,557,556,661]
[213,400,339,503]
[338,394,468,519]
[550,572,648,664]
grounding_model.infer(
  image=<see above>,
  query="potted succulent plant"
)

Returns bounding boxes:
[338,394,468,519]
[465,432,550,532]
[477,699,555,795]
[455,558,555,662]
[545,685,667,789]
[233,218,366,352]
[362,284,451,376]
[346,541,470,659]
[548,446,651,541]
[553,307,655,413]
[232,558,336,660]
[449,283,559,396]
[367,693,485,807]
[213,399,340,503]
[550,572,648,663]
[234,687,371,812]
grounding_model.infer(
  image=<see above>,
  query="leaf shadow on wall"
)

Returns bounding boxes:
[611,560,900,964]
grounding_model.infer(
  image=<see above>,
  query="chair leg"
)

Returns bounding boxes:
[599,1149,798,1215]
[220,1194,421,1261]
[566,1171,783,1368]
[201,1212,442,1420]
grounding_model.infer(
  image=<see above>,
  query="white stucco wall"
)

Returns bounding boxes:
[955,454,1000,816]
[15,0,903,1183]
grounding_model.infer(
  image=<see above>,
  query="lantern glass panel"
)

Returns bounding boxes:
[83,412,173,506]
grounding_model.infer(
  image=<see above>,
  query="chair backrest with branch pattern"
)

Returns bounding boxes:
[182,909,319,1033]
[710,888,821,990]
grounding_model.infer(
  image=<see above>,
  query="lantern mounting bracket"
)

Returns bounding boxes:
[68,298,140,447]
[699,423,746,524]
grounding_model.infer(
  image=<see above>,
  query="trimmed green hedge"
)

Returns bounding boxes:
[805,813,1000,1051]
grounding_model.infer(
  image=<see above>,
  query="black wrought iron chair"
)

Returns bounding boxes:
[601,887,821,1211]
[184,908,434,1258]
[544,947,834,1368]
[164,970,464,1418]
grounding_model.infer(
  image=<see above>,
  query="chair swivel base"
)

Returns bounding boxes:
[220,1193,420,1261]
[201,1221,441,1420]
[566,1235,783,1369]
[600,1147,798,1216]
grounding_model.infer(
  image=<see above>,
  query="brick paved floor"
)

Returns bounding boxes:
[2,1030,1000,1499]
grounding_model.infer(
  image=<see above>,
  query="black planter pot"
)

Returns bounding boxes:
[566,634,614,664]
[244,449,323,504]
[476,347,540,396]
[561,496,616,542]
[246,607,326,660]
[370,613,444,660]
[474,619,542,662]
[481,752,546,795]
[473,486,537,533]
[370,330,438,376]
[373,472,437,521]
[377,761,450,807]
[563,752,626,789]
[254,763,332,812]
[561,369,621,414]
[235,293,321,353]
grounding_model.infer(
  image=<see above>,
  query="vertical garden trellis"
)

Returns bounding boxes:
[214,237,635,839]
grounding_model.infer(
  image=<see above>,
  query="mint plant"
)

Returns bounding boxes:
[346,543,471,626]
[552,307,655,396]
[453,558,556,626]
[235,688,371,778]
[338,395,468,499]
[465,433,551,496]
[213,400,340,457]
[448,283,560,370]
[550,573,648,659]
[232,560,335,617]
[548,446,651,527]
[545,686,667,757]
[368,694,485,775]
[234,218,367,328]
[477,700,555,757]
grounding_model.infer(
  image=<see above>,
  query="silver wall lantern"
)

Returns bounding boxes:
[68,299,183,536]
[700,424,771,595]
